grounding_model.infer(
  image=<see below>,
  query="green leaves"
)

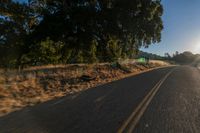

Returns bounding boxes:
[31,37,64,65]
[106,37,122,62]
[0,0,164,67]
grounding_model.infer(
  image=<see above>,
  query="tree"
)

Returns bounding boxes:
[85,39,98,63]
[28,0,163,61]
[172,51,196,64]
[0,0,164,67]
[21,37,64,66]
[164,53,171,59]
[0,0,39,67]
[106,37,122,62]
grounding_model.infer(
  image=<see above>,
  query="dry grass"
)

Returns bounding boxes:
[149,60,170,66]
[0,60,169,116]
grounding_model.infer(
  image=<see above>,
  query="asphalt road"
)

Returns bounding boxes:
[0,66,200,133]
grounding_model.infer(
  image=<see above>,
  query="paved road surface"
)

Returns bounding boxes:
[134,66,200,133]
[0,66,200,133]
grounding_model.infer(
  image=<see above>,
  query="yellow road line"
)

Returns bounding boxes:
[117,68,175,133]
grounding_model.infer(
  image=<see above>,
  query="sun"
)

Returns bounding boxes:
[194,43,200,54]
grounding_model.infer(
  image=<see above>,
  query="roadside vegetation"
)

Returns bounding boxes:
[1,0,163,68]
[0,0,166,116]
[0,60,169,116]
[165,51,200,65]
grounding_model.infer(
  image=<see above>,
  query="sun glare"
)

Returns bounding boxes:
[193,43,200,54]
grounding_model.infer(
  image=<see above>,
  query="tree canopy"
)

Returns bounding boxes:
[0,0,163,68]
[172,51,200,64]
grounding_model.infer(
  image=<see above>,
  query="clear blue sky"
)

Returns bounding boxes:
[141,0,200,56]
[16,0,200,56]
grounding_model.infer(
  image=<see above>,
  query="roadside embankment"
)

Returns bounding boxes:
[0,60,170,116]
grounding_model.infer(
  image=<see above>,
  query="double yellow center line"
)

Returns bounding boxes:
[117,68,175,133]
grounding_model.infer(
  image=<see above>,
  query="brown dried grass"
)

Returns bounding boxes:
[0,61,169,116]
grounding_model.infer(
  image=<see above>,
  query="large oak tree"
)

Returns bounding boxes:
[0,0,163,66]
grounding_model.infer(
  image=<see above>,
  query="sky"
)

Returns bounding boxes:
[141,0,200,56]
[15,0,200,56]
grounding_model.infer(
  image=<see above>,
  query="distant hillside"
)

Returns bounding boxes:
[136,51,164,60]
[172,51,200,65]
